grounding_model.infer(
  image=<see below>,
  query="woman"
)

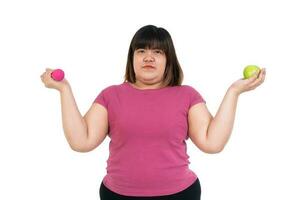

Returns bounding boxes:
[40,25,266,200]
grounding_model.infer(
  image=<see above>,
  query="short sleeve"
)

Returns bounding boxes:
[93,89,108,109]
[188,86,206,108]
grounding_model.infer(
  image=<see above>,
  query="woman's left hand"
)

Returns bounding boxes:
[229,68,266,95]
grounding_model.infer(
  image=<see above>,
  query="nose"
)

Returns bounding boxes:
[143,51,155,62]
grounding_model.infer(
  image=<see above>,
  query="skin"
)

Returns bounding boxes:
[188,69,266,153]
[40,52,267,153]
[131,48,167,90]
[130,47,267,153]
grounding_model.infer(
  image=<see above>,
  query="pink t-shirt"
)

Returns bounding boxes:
[93,82,206,197]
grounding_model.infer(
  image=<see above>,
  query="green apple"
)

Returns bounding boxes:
[243,65,261,79]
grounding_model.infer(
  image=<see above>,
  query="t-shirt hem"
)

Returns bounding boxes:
[103,174,198,197]
[93,100,108,110]
[190,99,206,108]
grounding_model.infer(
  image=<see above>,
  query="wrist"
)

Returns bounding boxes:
[228,86,241,97]
[59,83,71,93]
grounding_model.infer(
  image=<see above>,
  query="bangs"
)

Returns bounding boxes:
[125,25,184,86]
[131,27,168,52]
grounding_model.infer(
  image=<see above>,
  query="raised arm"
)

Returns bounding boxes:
[41,68,108,152]
[59,85,109,152]
[188,68,266,153]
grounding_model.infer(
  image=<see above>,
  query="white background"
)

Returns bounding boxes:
[1,0,299,199]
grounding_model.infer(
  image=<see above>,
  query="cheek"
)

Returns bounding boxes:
[133,58,140,69]
[159,56,167,65]
[133,56,142,66]
[158,58,167,69]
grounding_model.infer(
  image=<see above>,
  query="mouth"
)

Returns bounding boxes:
[143,65,155,69]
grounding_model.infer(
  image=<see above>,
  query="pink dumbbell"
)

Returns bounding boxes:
[51,69,65,81]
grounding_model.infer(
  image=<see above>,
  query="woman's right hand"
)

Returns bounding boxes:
[40,68,70,92]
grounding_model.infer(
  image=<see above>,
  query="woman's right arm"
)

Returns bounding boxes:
[60,84,108,153]
[41,68,108,152]
[59,85,89,151]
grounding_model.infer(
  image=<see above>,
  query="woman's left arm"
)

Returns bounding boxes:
[207,68,266,152]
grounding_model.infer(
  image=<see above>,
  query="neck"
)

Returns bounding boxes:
[132,80,165,90]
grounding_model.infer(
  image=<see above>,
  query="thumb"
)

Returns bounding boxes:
[45,68,53,72]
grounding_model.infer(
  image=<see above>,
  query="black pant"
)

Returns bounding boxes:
[99,178,201,200]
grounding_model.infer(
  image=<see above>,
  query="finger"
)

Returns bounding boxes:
[254,69,261,78]
[40,72,46,79]
[249,68,266,88]
[261,69,266,82]
[45,69,54,78]
[257,69,266,85]
[40,74,45,83]
[250,68,264,81]
[45,68,53,72]
[258,68,266,81]
[249,74,263,87]
[254,68,264,82]
[259,68,266,81]
[258,68,265,78]
[245,72,259,84]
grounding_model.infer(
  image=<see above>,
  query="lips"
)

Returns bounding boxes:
[143,65,155,69]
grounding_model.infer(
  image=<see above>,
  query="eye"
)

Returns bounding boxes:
[154,49,163,54]
[136,49,145,53]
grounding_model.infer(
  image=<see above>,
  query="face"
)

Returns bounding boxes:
[133,48,167,86]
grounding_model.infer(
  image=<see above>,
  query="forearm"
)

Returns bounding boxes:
[207,88,239,151]
[59,85,88,150]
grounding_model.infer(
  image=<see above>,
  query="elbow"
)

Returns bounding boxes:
[203,145,224,154]
[209,147,223,154]
[69,144,91,153]
[195,141,224,154]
